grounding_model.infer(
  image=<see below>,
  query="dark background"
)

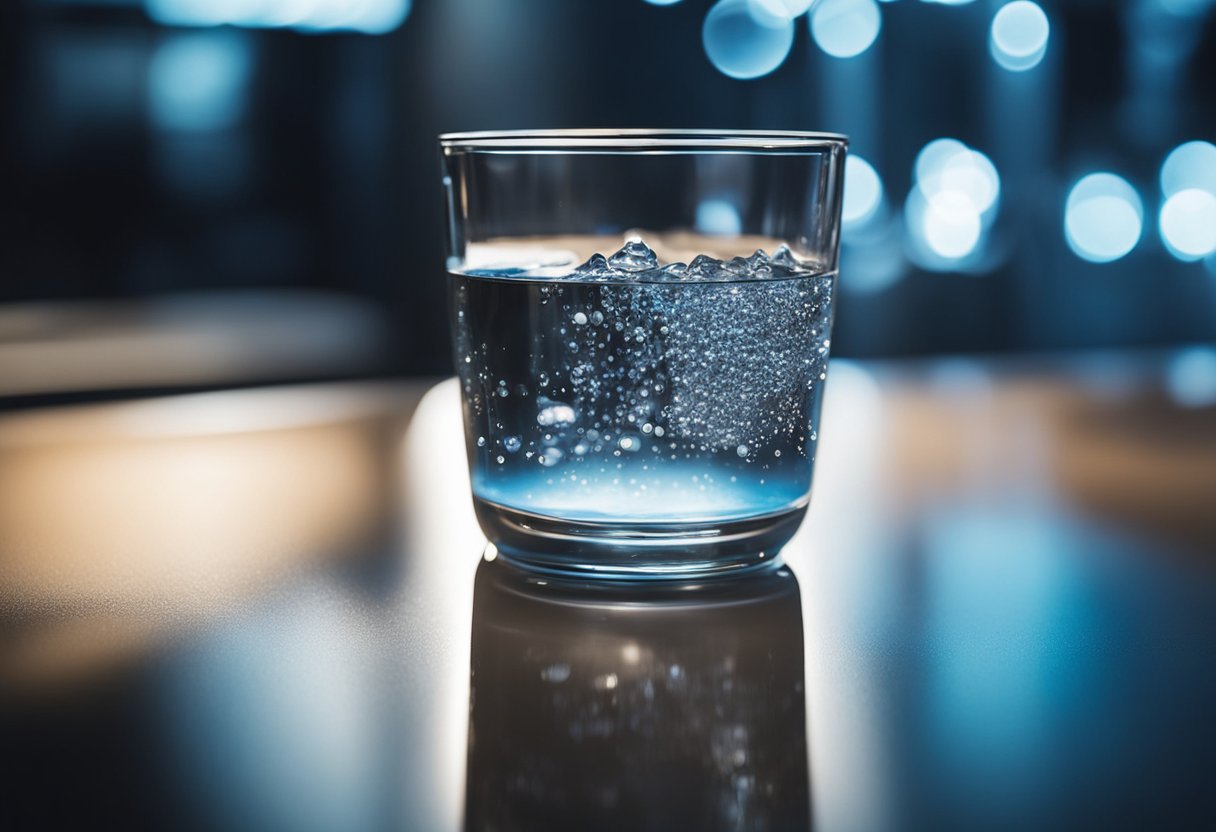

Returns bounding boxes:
[2,0,1214,386]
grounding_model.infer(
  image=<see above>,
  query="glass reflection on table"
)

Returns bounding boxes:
[465,553,810,832]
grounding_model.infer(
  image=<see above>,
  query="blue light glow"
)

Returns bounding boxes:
[1160,141,1216,199]
[906,138,1004,267]
[842,155,884,227]
[905,187,984,268]
[989,1,1050,72]
[644,0,684,6]
[841,212,906,293]
[810,0,882,59]
[695,198,744,235]
[1160,189,1216,261]
[923,192,982,258]
[775,0,816,15]
[1157,0,1216,18]
[149,32,251,133]
[1064,174,1143,264]
[915,138,969,187]
[917,140,1000,218]
[145,0,411,34]
[702,0,796,79]
[1166,347,1216,408]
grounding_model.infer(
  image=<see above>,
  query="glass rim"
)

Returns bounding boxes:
[439,129,848,153]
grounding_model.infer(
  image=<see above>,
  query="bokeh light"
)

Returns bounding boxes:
[842,155,884,228]
[1160,141,1216,199]
[810,0,883,59]
[917,140,1001,218]
[775,0,817,15]
[145,0,412,34]
[149,32,252,133]
[1064,173,1144,264]
[1157,0,1216,18]
[905,188,985,269]
[923,192,983,258]
[1160,189,1216,261]
[695,199,744,235]
[906,138,1000,266]
[1166,347,1216,408]
[703,0,797,79]
[916,139,968,187]
[989,1,1050,72]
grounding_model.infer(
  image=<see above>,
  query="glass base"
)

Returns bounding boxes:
[473,496,807,579]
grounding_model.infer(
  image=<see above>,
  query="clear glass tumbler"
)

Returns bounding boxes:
[441,130,846,577]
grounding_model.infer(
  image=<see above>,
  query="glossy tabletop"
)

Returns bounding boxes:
[2,354,1213,831]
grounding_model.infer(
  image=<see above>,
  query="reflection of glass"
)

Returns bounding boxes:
[441,130,846,577]
[465,555,811,831]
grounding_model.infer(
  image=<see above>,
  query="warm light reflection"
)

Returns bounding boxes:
[0,383,409,683]
[396,379,483,832]
[0,292,386,398]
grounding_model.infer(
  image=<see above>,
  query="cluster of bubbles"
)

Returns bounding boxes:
[453,240,833,508]
[552,241,831,461]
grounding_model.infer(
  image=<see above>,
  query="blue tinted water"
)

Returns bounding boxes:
[451,241,834,530]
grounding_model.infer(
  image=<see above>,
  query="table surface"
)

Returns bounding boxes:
[2,353,1214,832]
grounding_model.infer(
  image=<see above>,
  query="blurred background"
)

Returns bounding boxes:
[2,0,1215,404]
[2,3,1215,831]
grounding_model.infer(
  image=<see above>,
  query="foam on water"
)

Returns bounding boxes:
[463,239,820,284]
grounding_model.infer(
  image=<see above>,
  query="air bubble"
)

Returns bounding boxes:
[503,435,522,453]
[537,402,577,427]
[737,444,750,458]
[573,312,588,325]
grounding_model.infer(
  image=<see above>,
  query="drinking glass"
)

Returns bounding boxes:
[441,130,846,577]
